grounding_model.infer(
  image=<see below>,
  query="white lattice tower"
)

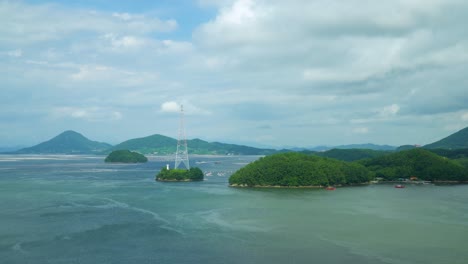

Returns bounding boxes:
[174,105,190,169]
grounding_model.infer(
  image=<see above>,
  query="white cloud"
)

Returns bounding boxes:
[51,107,122,122]
[160,101,180,113]
[103,34,147,49]
[6,49,22,57]
[462,112,468,121]
[352,127,369,134]
[70,65,111,81]
[160,101,211,116]
[220,0,256,25]
[112,12,132,21]
[303,68,371,82]
[380,104,400,117]
[0,1,177,45]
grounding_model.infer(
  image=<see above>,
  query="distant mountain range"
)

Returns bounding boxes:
[6,126,468,155]
[332,143,396,151]
[109,134,276,155]
[302,143,396,152]
[10,130,276,155]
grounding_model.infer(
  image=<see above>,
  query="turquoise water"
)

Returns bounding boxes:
[1,155,467,264]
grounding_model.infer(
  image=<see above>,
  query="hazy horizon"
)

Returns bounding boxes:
[1,0,468,147]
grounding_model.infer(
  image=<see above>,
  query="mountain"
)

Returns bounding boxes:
[110,134,277,155]
[302,144,396,152]
[333,143,396,151]
[15,130,112,154]
[424,127,468,149]
[306,145,332,152]
[189,139,276,155]
[313,148,390,162]
[109,134,177,154]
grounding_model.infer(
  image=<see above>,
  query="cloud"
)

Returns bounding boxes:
[0,1,177,45]
[160,101,180,113]
[103,34,147,49]
[352,127,369,134]
[51,107,122,122]
[5,49,22,57]
[380,104,400,117]
[1,0,468,147]
[462,113,468,121]
[160,101,211,116]
[112,12,132,21]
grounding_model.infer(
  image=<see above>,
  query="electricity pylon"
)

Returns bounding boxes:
[174,105,190,170]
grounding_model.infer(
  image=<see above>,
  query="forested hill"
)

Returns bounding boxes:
[15,130,111,154]
[229,152,374,187]
[109,134,177,154]
[361,148,468,181]
[109,134,277,155]
[312,148,390,162]
[424,127,468,149]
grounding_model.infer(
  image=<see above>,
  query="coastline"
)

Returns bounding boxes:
[229,182,370,189]
[156,178,202,182]
[229,181,468,188]
[378,180,468,184]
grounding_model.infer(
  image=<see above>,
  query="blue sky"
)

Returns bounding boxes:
[1,0,468,148]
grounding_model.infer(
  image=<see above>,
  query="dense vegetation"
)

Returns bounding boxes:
[229,152,374,187]
[396,145,418,151]
[424,127,468,149]
[428,148,468,159]
[312,148,390,162]
[15,130,111,154]
[361,149,468,181]
[105,150,148,163]
[156,167,204,181]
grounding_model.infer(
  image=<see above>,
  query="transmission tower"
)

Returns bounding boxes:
[174,105,190,170]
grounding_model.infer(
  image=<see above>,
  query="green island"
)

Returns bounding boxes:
[104,149,148,163]
[229,149,468,188]
[156,167,204,182]
[229,152,373,187]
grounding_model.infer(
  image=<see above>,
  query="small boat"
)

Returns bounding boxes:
[325,186,336,191]
[394,184,405,188]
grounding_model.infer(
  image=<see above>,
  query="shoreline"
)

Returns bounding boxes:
[378,180,468,184]
[156,178,203,182]
[229,183,370,189]
[229,181,468,188]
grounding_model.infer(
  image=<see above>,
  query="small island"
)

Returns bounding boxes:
[229,152,373,188]
[105,149,148,163]
[156,167,204,182]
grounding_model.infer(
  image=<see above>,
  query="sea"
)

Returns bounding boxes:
[0,154,467,264]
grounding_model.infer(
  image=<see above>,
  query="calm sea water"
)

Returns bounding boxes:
[0,155,467,264]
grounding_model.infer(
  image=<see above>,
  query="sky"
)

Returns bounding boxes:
[1,0,468,148]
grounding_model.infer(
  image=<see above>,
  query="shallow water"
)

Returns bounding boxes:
[1,155,467,264]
